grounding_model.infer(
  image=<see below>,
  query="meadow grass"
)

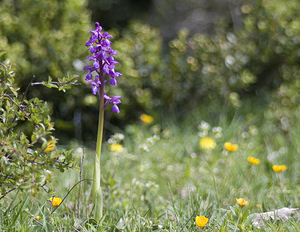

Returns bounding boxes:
[1,108,299,231]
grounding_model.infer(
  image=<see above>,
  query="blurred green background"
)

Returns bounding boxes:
[0,0,299,145]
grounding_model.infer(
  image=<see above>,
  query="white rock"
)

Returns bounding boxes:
[247,208,300,228]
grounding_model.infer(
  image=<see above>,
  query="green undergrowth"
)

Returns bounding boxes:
[1,107,299,231]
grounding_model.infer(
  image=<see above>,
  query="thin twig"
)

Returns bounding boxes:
[0,187,16,200]
[0,62,8,70]
[22,75,35,102]
[0,94,19,106]
[51,178,93,214]
[40,182,50,193]
[31,81,80,86]
[29,129,51,146]
[33,217,43,226]
[11,75,35,124]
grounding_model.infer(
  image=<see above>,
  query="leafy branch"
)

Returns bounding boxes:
[31,74,80,92]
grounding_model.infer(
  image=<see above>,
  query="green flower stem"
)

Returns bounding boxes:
[93,80,105,220]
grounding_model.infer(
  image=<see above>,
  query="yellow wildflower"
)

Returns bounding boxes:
[35,215,41,220]
[195,215,208,228]
[49,197,62,207]
[272,165,287,173]
[44,140,56,152]
[224,142,238,152]
[109,143,123,152]
[199,137,216,150]
[247,156,260,165]
[140,114,154,124]
[236,198,249,207]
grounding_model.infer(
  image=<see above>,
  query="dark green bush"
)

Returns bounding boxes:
[166,0,299,108]
[0,55,73,198]
[111,22,164,118]
[265,64,300,132]
[113,0,299,117]
[0,0,90,83]
[0,0,91,139]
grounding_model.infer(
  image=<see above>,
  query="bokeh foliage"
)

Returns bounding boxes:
[0,0,89,82]
[0,0,299,141]
[114,0,300,115]
[0,0,92,140]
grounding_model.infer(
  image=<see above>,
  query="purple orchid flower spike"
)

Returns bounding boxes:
[84,22,122,113]
[84,22,124,221]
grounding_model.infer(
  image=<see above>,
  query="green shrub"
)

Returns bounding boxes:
[265,64,300,132]
[113,0,300,117]
[166,0,300,108]
[0,55,73,198]
[0,0,91,139]
[0,0,90,83]
[111,22,164,118]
